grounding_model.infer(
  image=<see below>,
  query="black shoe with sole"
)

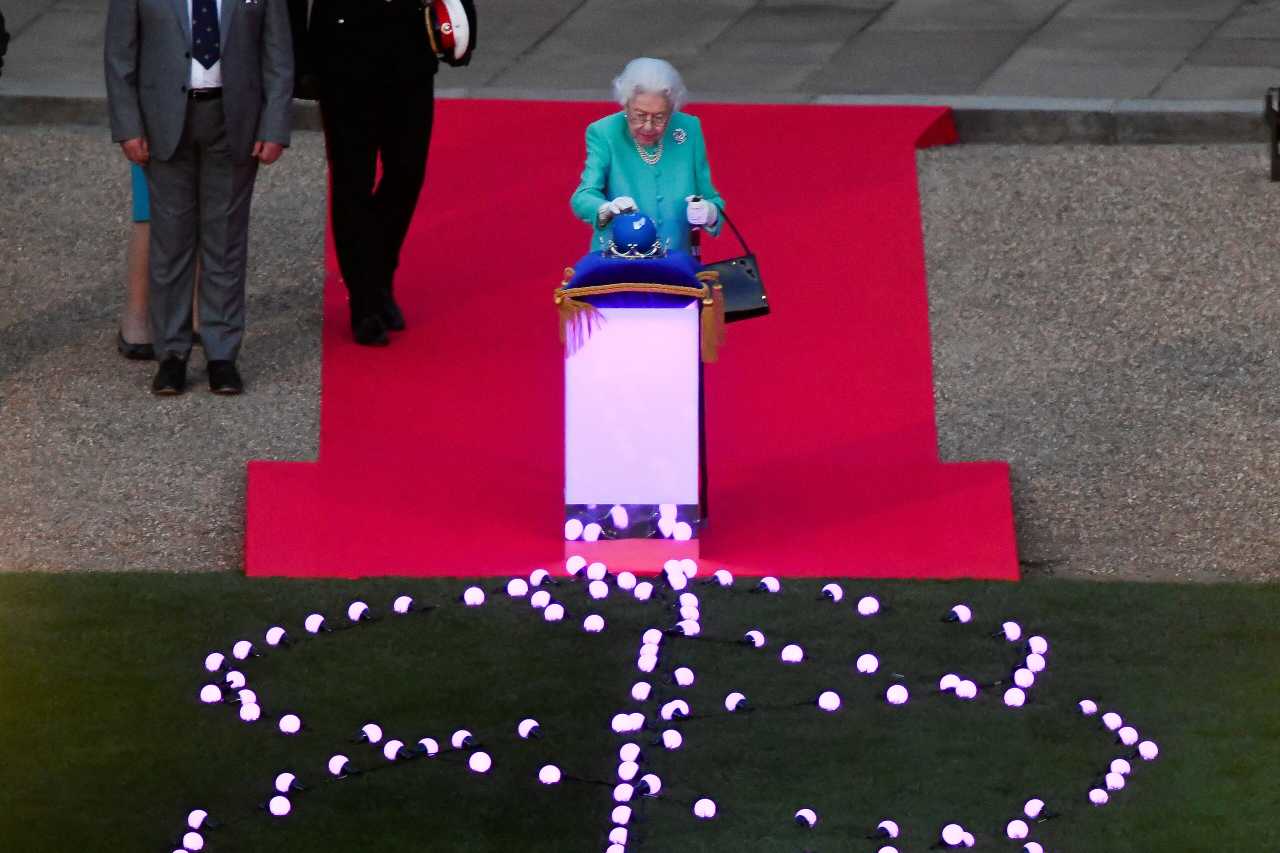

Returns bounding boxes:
[380,298,406,332]
[117,331,156,361]
[353,314,390,346]
[151,355,187,395]
[207,360,244,395]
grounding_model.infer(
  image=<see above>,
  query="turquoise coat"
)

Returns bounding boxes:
[571,110,724,255]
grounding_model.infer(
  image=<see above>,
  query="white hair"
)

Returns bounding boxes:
[612,57,688,112]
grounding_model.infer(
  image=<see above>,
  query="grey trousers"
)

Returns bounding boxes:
[145,97,259,362]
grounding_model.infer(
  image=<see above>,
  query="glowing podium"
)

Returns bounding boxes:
[556,246,723,566]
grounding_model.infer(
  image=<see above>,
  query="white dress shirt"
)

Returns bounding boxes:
[189,0,224,89]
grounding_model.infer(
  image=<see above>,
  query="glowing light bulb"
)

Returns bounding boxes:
[1079,699,1098,715]
[679,558,699,578]
[821,583,843,602]
[266,626,287,646]
[1101,712,1122,731]
[643,627,664,645]
[529,568,550,587]
[725,692,747,712]
[941,823,965,846]
[662,729,683,750]
[530,590,551,609]
[328,755,350,777]
[1118,726,1139,746]
[1105,772,1125,791]
[451,729,473,749]
[1023,798,1044,819]
[856,653,880,675]
[1089,788,1109,806]
[518,719,540,739]
[949,604,973,623]
[584,614,606,633]
[237,689,258,706]
[744,630,766,648]
[583,522,603,542]
[239,703,261,723]
[187,810,209,830]
[1004,687,1027,707]
[713,569,734,587]
[611,714,631,734]
[204,653,224,672]
[780,644,804,663]
[679,605,700,622]
[670,520,693,540]
[878,848,899,853]
[818,691,841,712]
[1028,635,1049,655]
[392,595,413,614]
[274,772,296,793]
[659,503,677,520]
[278,714,301,735]
[346,601,369,623]
[588,580,609,600]
[304,613,325,634]
[1025,844,1045,853]
[795,808,818,828]
[660,699,690,720]
[606,845,624,853]
[1014,668,1035,689]
[877,819,900,838]
[676,619,700,637]
[678,592,699,608]
[612,805,633,825]
[886,684,909,705]
[506,578,529,598]
[634,582,654,601]
[199,684,222,704]
[674,667,695,687]
[667,571,689,592]
[566,555,587,576]
[544,603,565,622]
[963,832,975,847]
[619,743,641,763]
[564,519,584,540]
[182,831,204,851]
[586,561,608,581]
[657,517,675,538]
[609,827,628,845]
[637,655,657,673]
[617,761,639,781]
[468,751,492,773]
[758,576,781,593]
[956,680,978,700]
[639,773,662,796]
[610,505,629,529]
[617,571,637,591]
[1026,653,1046,673]
[538,764,561,785]
[938,673,960,692]
[1002,621,1023,641]
[417,737,439,756]
[462,586,485,607]
[383,739,407,761]
[1006,819,1029,839]
[614,783,634,802]
[693,798,717,819]
[857,595,881,616]
[232,640,254,660]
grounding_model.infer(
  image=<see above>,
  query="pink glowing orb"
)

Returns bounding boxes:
[1025,844,1045,853]
[584,614,606,633]
[795,808,818,827]
[182,831,204,851]
[462,586,485,607]
[679,591,699,607]
[1079,699,1098,715]
[467,752,492,774]
[278,714,301,735]
[950,604,973,623]
[586,580,608,600]
[640,641,661,659]
[274,772,296,793]
[1004,687,1027,708]
[744,630,766,648]
[418,737,439,756]
[506,579,529,598]
[938,673,960,692]
[237,689,258,706]
[529,568,551,587]
[451,729,473,749]
[614,783,634,802]
[1014,668,1035,689]
[759,576,781,594]
[941,823,965,846]
[821,583,844,602]
[642,628,664,646]
[674,667,695,687]
[693,798,717,819]
[610,505,629,529]
[586,561,608,581]
[611,714,630,734]
[878,848,899,853]
[392,595,413,614]
[1118,726,1139,746]
[199,684,222,704]
[1025,653,1046,673]
[725,692,747,712]
[667,571,689,592]
[518,719,540,739]
[268,795,291,817]
[609,827,628,845]
[620,743,641,763]
[530,590,551,609]
[679,558,699,577]
[361,723,384,744]
[265,626,287,646]
[327,755,349,777]
[203,653,224,673]
[187,809,208,829]
[346,601,369,623]
[662,729,683,750]
[956,680,978,700]
[1089,788,1109,806]
[544,603,566,622]
[1002,621,1023,641]
[640,773,662,795]
[781,644,804,663]
[657,516,676,538]
[818,691,842,712]
[629,712,647,730]
[714,569,734,587]
[1101,712,1122,731]
[617,571,638,591]
[1023,798,1045,819]
[659,503,678,520]
[564,518,584,541]
[566,555,587,575]
[1028,635,1049,655]
[1006,819,1029,839]
[676,619,701,637]
[304,613,325,634]
[963,832,975,848]
[857,596,881,616]
[1105,772,1125,791]
[1111,758,1132,776]
[856,653,880,675]
[671,522,692,541]
[637,655,657,673]
[612,805,633,825]
[232,640,253,661]
[239,703,261,723]
[539,764,561,785]
[583,522,603,542]
[634,582,654,601]
[886,684,910,705]
[679,605,700,622]
[606,846,624,853]
[660,699,690,720]
[877,819,900,838]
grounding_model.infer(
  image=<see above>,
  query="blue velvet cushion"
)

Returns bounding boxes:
[567,251,701,308]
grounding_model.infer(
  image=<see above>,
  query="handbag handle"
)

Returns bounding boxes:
[717,208,751,256]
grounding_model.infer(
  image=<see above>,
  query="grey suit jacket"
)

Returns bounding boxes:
[105,0,293,163]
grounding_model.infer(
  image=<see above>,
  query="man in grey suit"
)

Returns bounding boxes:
[105,0,293,395]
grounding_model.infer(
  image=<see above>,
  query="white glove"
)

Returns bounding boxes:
[596,196,639,227]
[685,196,718,227]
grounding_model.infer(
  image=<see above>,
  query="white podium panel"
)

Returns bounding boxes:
[565,304,700,506]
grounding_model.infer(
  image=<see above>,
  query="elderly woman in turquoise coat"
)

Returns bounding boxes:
[571,58,724,255]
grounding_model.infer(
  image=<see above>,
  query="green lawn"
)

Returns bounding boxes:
[0,573,1276,852]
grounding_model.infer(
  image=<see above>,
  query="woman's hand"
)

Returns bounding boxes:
[597,196,638,227]
[685,196,717,227]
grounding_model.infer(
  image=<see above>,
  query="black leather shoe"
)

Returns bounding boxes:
[117,330,155,361]
[380,298,406,332]
[151,356,187,395]
[207,360,244,395]
[352,314,390,346]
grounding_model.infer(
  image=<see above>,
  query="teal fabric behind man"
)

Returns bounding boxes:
[571,111,724,255]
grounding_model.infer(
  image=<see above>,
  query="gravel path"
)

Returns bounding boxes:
[2,128,1276,580]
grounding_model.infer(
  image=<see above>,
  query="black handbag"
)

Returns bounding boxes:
[701,210,768,322]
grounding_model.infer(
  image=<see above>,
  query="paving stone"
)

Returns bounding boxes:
[0,5,105,98]
[1020,15,1219,50]
[808,30,1026,94]
[870,0,1066,32]
[1056,0,1245,21]
[1214,0,1280,36]
[981,54,1177,98]
[1189,36,1280,66]
[1153,64,1280,98]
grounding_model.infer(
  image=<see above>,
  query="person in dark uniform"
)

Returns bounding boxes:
[288,0,476,346]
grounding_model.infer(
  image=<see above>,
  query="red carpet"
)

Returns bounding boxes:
[246,101,1018,580]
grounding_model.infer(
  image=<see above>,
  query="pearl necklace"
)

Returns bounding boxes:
[634,137,663,165]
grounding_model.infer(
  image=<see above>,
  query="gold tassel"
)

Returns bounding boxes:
[697,271,725,363]
[557,294,604,354]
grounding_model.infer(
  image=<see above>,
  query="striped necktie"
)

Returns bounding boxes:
[191,1,221,69]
